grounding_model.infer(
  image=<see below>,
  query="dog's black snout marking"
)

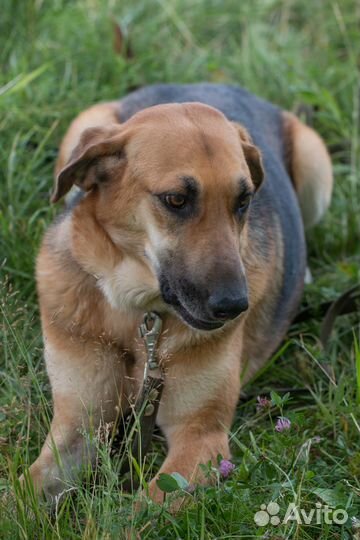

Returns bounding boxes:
[208,292,248,321]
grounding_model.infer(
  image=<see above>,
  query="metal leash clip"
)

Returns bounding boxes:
[138,311,163,373]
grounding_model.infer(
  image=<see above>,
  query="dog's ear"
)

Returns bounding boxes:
[232,122,264,191]
[51,125,129,203]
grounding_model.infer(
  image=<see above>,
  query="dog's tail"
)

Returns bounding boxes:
[283,111,333,229]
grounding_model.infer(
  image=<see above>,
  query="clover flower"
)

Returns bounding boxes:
[275,416,291,432]
[219,459,235,478]
[256,395,271,412]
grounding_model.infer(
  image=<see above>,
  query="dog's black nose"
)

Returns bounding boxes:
[208,291,249,321]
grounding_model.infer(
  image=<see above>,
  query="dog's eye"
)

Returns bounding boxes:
[235,195,252,217]
[164,193,187,209]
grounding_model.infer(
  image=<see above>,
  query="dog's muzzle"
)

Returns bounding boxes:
[160,273,248,331]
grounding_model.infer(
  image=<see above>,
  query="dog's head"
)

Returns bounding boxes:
[54,103,264,331]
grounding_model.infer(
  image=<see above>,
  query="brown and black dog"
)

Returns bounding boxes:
[24,84,332,502]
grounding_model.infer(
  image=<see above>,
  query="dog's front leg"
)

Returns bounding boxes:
[22,335,132,501]
[148,337,241,503]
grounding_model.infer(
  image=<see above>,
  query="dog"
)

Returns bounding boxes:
[24,83,332,503]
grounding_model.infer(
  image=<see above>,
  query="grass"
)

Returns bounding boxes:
[0,0,359,538]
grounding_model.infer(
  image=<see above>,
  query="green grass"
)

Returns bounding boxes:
[0,0,359,538]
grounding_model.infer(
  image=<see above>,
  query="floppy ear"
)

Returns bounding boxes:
[51,125,128,203]
[232,122,264,191]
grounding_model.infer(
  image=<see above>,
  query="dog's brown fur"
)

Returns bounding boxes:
[23,94,332,503]
[283,111,333,229]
